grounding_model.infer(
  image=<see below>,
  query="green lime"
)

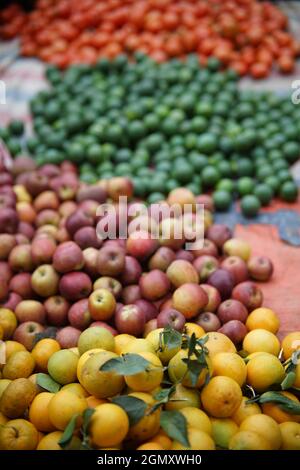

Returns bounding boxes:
[280,181,298,202]
[282,142,300,163]
[237,177,255,196]
[8,120,25,136]
[217,178,235,193]
[201,166,221,188]
[213,190,232,211]
[254,184,274,206]
[240,195,261,218]
[197,133,218,154]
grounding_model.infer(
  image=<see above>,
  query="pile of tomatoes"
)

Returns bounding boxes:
[1,0,299,77]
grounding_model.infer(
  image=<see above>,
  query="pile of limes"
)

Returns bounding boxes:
[1,54,299,213]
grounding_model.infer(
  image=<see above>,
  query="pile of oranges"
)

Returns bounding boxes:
[1,305,300,450]
[0,0,299,76]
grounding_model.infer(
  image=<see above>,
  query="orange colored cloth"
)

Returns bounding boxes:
[235,223,300,340]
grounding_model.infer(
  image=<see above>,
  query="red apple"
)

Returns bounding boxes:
[159,296,173,312]
[143,319,158,336]
[11,156,36,176]
[53,241,84,273]
[0,277,8,301]
[172,283,208,319]
[159,217,185,250]
[206,224,232,250]
[59,201,77,218]
[175,249,194,263]
[139,270,171,301]
[196,312,221,332]
[217,299,248,324]
[148,246,176,272]
[218,320,248,344]
[189,238,218,257]
[207,269,234,300]
[18,221,34,240]
[50,173,79,200]
[0,234,16,260]
[8,244,34,272]
[126,230,158,260]
[59,272,92,300]
[39,164,60,178]
[221,256,249,285]
[61,161,78,174]
[88,288,116,321]
[35,209,60,228]
[0,193,15,209]
[97,245,125,276]
[15,299,46,324]
[115,304,145,336]
[56,326,81,348]
[107,177,133,201]
[44,295,69,326]
[33,190,60,213]
[9,272,34,299]
[31,236,57,265]
[166,260,199,287]
[0,207,19,234]
[196,194,214,212]
[24,171,49,197]
[13,321,44,351]
[68,299,91,330]
[79,200,99,219]
[0,291,22,310]
[157,308,185,331]
[66,209,94,236]
[0,172,13,186]
[31,264,60,297]
[200,284,222,312]
[231,281,263,311]
[193,255,219,282]
[15,233,30,245]
[134,299,159,322]
[93,276,122,299]
[76,185,107,203]
[119,256,142,285]
[89,321,118,336]
[74,226,102,250]
[248,256,273,282]
[0,261,12,283]
[83,247,99,278]
[121,285,142,304]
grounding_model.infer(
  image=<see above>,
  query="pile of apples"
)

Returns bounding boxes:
[0,156,274,350]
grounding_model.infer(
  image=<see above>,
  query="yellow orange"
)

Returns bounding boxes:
[90,403,129,448]
[229,430,271,450]
[165,384,201,411]
[201,376,242,418]
[179,407,212,435]
[262,391,300,424]
[279,422,300,450]
[204,332,236,357]
[151,430,172,450]
[29,392,56,433]
[246,353,285,392]
[281,332,300,360]
[31,339,61,372]
[211,352,247,387]
[184,323,205,338]
[246,308,280,333]
[127,392,161,442]
[146,328,181,364]
[232,396,261,425]
[0,419,39,450]
[48,390,87,430]
[137,442,164,450]
[125,352,163,392]
[240,414,282,450]
[211,418,239,449]
[114,334,135,355]
[171,426,215,450]
[121,338,155,355]
[243,329,280,356]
